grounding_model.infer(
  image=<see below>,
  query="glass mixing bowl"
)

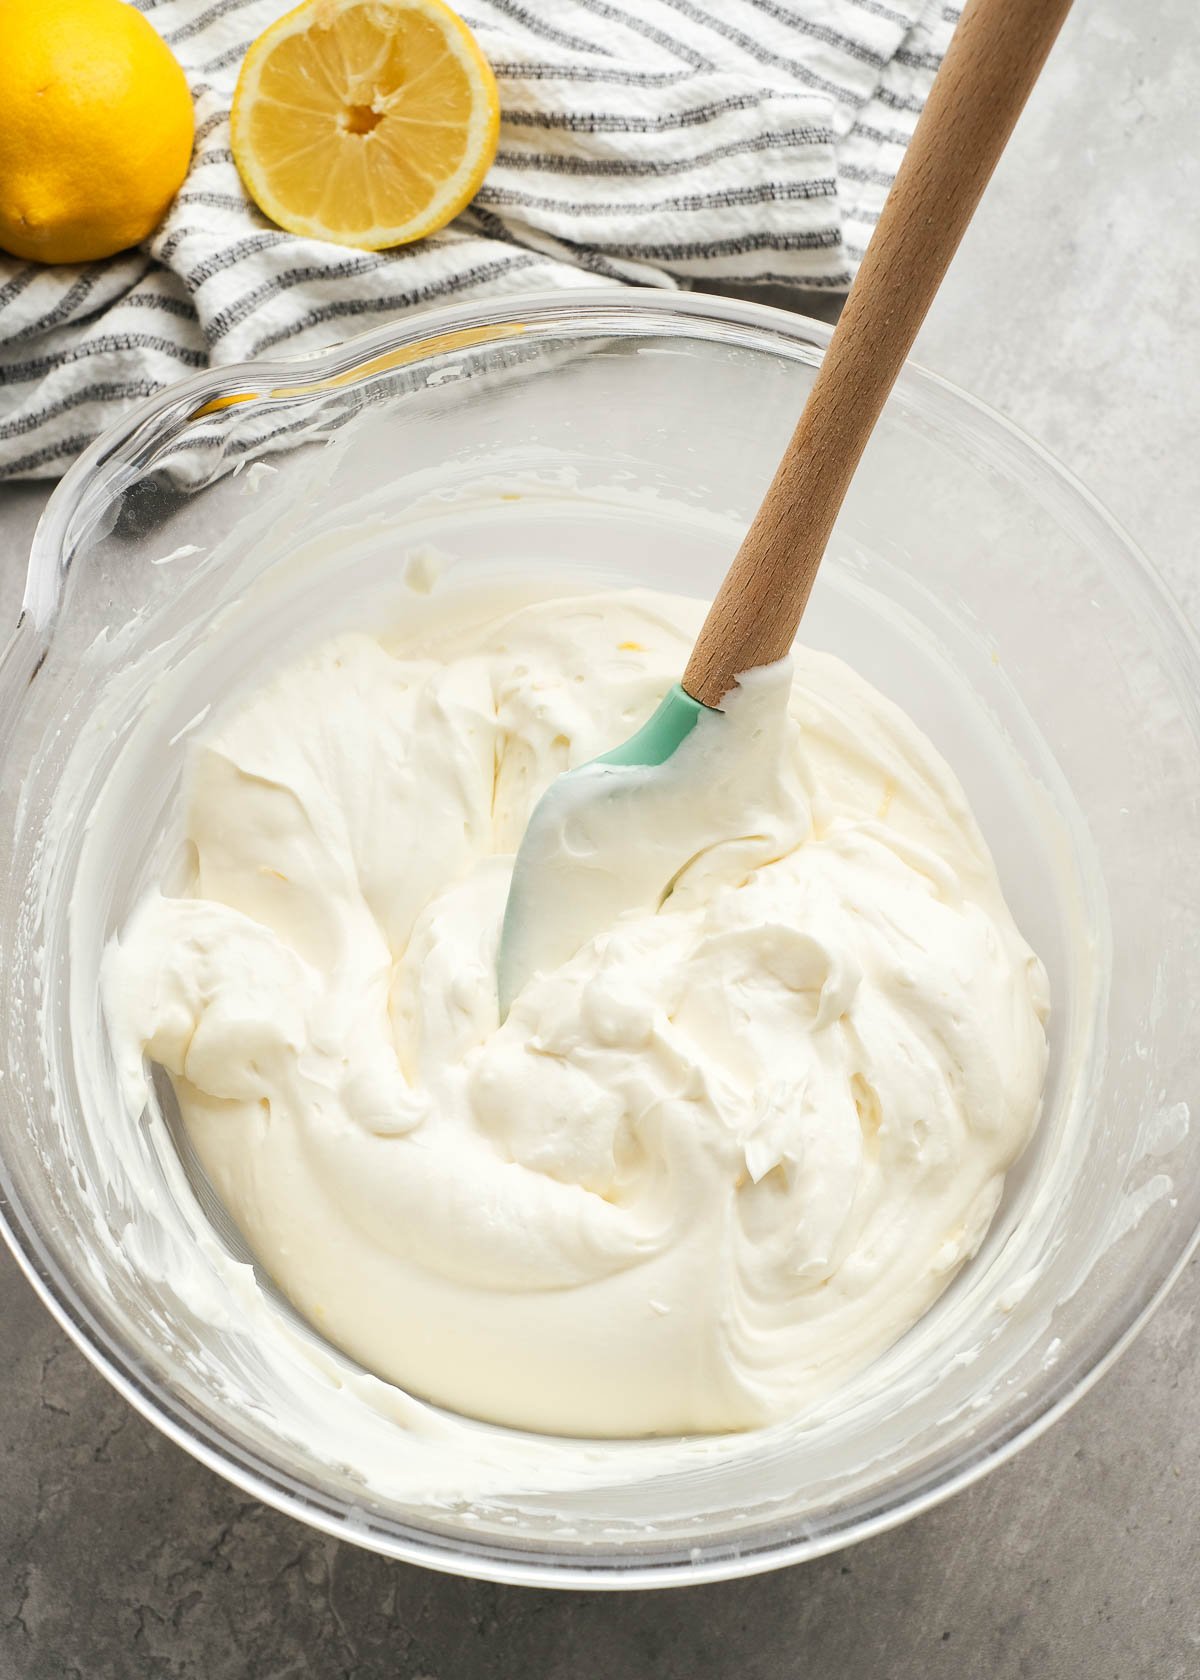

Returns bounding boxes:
[2,291,1199,1589]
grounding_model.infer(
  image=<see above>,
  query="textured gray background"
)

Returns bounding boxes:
[2,3,1199,1675]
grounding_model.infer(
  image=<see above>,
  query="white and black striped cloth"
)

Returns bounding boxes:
[0,0,958,480]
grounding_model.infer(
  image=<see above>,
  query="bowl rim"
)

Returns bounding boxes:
[4,285,1200,1589]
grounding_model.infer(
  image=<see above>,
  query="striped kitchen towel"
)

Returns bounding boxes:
[0,0,959,480]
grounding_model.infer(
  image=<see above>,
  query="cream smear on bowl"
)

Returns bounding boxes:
[101,584,1049,1440]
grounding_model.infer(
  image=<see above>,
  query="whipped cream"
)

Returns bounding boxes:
[103,587,1049,1438]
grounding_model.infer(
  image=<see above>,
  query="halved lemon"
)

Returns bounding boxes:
[230,0,500,250]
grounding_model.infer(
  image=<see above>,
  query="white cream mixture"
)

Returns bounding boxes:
[103,587,1049,1438]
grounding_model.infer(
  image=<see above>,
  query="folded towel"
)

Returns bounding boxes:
[0,0,958,481]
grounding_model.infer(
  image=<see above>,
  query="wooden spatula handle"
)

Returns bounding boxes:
[682,0,1073,708]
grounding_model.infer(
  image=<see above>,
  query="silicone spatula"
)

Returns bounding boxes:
[498,0,1072,1015]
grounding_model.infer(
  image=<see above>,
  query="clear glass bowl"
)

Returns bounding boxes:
[2,290,1198,1589]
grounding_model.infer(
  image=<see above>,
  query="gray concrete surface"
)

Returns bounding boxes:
[2,2,1199,1674]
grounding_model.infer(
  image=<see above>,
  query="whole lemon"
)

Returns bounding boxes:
[0,0,194,264]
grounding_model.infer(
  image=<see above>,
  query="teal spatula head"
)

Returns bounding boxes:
[496,684,707,1016]
[581,682,707,769]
